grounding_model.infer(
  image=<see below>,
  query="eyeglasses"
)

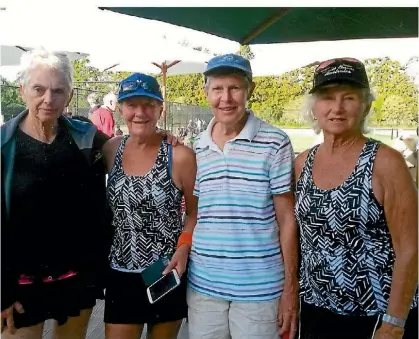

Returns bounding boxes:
[315,58,362,73]
[119,79,153,94]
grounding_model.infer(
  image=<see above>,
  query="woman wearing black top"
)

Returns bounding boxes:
[0,49,113,339]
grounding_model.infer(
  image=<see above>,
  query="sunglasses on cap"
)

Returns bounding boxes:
[118,79,153,94]
[315,58,363,73]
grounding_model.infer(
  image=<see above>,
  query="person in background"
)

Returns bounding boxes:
[295,58,418,339]
[90,92,117,137]
[188,54,299,339]
[102,72,197,339]
[399,134,418,183]
[87,93,101,115]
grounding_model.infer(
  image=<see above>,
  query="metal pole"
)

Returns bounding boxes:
[75,88,79,115]
[162,62,168,130]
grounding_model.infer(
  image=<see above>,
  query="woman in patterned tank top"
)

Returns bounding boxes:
[294,58,418,339]
[102,73,197,339]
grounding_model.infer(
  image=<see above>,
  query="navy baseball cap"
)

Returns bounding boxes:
[310,58,370,94]
[204,53,253,80]
[118,73,163,102]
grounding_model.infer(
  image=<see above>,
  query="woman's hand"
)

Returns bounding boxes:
[157,129,184,146]
[373,323,404,339]
[1,301,24,334]
[162,245,190,277]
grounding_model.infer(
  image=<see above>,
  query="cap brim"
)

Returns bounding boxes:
[118,91,163,103]
[309,78,368,94]
[204,64,252,79]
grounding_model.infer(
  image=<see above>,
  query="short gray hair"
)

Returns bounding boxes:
[301,85,375,134]
[17,49,73,90]
[103,92,117,106]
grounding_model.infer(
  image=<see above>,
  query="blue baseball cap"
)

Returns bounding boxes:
[204,53,252,80]
[117,73,163,103]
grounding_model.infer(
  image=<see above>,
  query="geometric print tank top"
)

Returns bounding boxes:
[295,139,418,316]
[107,136,183,270]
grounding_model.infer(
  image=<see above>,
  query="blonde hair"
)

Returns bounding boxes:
[301,84,375,135]
[17,49,73,90]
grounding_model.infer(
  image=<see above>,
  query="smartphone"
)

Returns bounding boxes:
[146,269,181,304]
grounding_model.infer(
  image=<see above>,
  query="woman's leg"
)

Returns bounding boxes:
[1,322,44,339]
[105,323,144,339]
[51,308,93,339]
[147,320,183,339]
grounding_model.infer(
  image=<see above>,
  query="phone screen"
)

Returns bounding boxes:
[148,271,179,302]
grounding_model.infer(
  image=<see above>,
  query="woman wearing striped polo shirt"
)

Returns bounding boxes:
[187,54,299,339]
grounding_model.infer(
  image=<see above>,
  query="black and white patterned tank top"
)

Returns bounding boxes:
[295,139,417,316]
[107,136,183,270]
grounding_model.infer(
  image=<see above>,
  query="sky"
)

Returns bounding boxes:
[0,3,418,82]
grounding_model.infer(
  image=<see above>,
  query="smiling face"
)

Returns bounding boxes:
[20,65,72,123]
[120,96,162,137]
[312,84,369,136]
[204,74,254,126]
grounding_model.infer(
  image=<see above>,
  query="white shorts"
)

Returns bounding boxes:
[187,288,280,339]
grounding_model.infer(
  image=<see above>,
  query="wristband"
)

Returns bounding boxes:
[177,232,193,249]
[382,314,406,328]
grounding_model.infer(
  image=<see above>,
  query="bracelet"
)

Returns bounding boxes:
[177,232,193,249]
[382,314,406,328]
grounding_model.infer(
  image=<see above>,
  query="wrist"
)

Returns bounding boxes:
[283,277,298,292]
[381,313,407,329]
[379,321,405,336]
[178,243,191,251]
[177,231,193,249]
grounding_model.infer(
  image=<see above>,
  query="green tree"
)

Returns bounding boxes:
[1,77,25,121]
[381,95,412,127]
[280,96,305,126]
[237,45,255,60]
[364,57,418,126]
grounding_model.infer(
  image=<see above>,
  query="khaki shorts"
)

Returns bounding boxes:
[187,288,280,339]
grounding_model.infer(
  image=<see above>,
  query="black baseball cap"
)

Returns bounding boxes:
[309,59,370,94]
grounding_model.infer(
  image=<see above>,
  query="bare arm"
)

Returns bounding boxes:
[374,145,418,332]
[270,136,299,338]
[101,136,123,174]
[163,145,197,276]
[172,145,198,235]
[274,192,299,290]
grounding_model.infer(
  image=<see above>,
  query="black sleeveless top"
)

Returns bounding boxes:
[107,137,183,270]
[295,139,418,316]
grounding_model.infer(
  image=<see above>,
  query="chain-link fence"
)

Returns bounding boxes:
[164,102,213,134]
[69,87,108,118]
[1,84,213,134]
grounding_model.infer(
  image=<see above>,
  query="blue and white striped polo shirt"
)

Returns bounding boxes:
[188,110,294,302]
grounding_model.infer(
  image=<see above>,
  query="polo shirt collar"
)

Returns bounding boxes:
[197,109,260,149]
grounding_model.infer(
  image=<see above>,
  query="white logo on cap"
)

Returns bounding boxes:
[323,64,354,76]
[222,55,235,62]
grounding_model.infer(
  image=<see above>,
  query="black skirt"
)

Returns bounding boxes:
[13,274,103,328]
[299,301,418,339]
[104,268,188,325]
